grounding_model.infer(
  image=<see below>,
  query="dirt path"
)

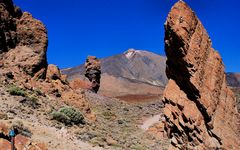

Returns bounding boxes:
[140,114,161,130]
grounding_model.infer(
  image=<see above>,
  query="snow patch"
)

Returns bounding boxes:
[124,49,143,59]
[125,50,135,59]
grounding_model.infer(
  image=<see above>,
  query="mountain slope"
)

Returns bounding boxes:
[62,50,240,98]
[62,49,168,97]
[226,72,240,87]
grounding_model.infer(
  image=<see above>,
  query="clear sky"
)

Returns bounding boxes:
[13,0,239,72]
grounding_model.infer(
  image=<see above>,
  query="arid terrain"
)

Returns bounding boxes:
[0,0,239,150]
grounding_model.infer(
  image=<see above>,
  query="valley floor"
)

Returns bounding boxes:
[0,83,170,150]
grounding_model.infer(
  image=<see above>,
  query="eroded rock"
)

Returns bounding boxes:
[0,0,94,121]
[0,0,47,78]
[163,1,240,149]
[84,56,101,93]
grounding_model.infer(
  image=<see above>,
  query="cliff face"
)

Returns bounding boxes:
[163,1,240,149]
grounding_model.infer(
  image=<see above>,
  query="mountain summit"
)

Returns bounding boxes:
[62,49,168,97]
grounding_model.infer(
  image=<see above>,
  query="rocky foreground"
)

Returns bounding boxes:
[0,0,94,149]
[0,0,239,150]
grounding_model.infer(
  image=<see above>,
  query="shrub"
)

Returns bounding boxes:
[59,107,85,124]
[8,85,27,97]
[51,111,71,125]
[51,107,85,125]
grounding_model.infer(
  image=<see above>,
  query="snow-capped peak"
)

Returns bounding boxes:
[124,49,142,59]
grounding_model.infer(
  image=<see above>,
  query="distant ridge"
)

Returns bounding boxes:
[226,72,240,87]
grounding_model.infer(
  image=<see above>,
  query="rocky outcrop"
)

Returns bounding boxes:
[0,0,94,121]
[84,56,101,93]
[163,1,240,149]
[0,0,48,77]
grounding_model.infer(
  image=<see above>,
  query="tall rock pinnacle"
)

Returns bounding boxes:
[163,1,240,149]
[85,56,101,93]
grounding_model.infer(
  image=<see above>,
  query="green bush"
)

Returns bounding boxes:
[51,107,85,125]
[8,85,27,97]
[51,111,71,125]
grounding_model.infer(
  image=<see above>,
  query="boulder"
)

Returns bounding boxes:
[46,64,62,81]
[163,1,240,149]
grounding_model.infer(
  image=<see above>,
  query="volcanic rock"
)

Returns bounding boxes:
[46,64,62,81]
[163,1,240,149]
[0,0,94,121]
[0,0,47,78]
[84,56,101,93]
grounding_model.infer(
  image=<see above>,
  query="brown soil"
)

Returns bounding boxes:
[115,94,162,103]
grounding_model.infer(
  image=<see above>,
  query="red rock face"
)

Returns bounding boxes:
[0,0,94,121]
[0,0,47,77]
[163,1,240,149]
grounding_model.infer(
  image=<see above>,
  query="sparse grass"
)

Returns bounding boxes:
[90,137,106,147]
[8,85,27,97]
[102,111,116,120]
[51,107,85,126]
[33,88,45,96]
[7,85,41,108]
[27,96,40,108]
[0,112,8,120]
[84,93,169,150]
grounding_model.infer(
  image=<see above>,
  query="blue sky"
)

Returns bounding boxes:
[13,0,240,72]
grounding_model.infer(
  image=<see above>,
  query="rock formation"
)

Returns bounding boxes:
[0,0,48,78]
[163,1,240,149]
[84,56,101,93]
[0,0,94,122]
